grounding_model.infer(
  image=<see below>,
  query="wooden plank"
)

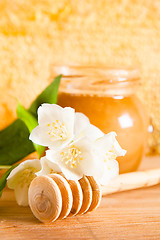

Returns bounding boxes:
[0,156,160,240]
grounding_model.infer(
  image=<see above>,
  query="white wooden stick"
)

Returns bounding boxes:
[101,168,160,196]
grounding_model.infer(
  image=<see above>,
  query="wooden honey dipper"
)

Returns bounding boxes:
[28,168,160,223]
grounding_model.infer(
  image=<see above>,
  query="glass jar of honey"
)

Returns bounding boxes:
[53,66,147,174]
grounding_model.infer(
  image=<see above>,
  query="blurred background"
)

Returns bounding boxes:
[0,0,160,159]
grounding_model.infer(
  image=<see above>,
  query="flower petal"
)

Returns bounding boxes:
[95,159,119,185]
[14,184,29,206]
[74,112,104,141]
[95,132,126,157]
[36,156,61,176]
[94,132,116,152]
[29,125,51,147]
[7,159,41,188]
[74,112,90,140]
[38,104,75,130]
[114,138,127,156]
[84,123,104,141]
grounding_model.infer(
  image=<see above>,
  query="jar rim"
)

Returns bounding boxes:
[53,65,140,83]
[53,65,140,96]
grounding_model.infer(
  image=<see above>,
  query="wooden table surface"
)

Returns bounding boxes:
[0,156,160,240]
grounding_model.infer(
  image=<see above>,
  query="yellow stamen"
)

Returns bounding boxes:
[18,167,37,188]
[47,120,68,141]
[60,145,83,169]
[105,146,117,162]
[49,169,55,174]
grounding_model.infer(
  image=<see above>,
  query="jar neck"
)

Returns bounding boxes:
[53,66,140,97]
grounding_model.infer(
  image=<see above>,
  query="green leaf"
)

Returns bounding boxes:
[17,103,38,132]
[0,119,35,165]
[0,165,18,197]
[29,75,61,118]
[17,103,45,158]
[0,165,12,170]
[0,75,61,166]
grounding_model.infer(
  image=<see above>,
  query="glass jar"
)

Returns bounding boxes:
[53,66,147,174]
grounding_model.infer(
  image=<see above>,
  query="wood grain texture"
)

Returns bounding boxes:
[0,156,160,240]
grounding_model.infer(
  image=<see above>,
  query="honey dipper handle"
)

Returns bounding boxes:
[101,168,160,196]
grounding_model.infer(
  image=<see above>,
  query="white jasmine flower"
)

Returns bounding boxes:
[29,104,126,186]
[46,137,97,181]
[94,132,126,185]
[46,131,126,184]
[36,156,61,176]
[7,159,41,206]
[29,104,75,150]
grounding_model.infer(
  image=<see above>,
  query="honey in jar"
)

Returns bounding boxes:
[53,66,147,173]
